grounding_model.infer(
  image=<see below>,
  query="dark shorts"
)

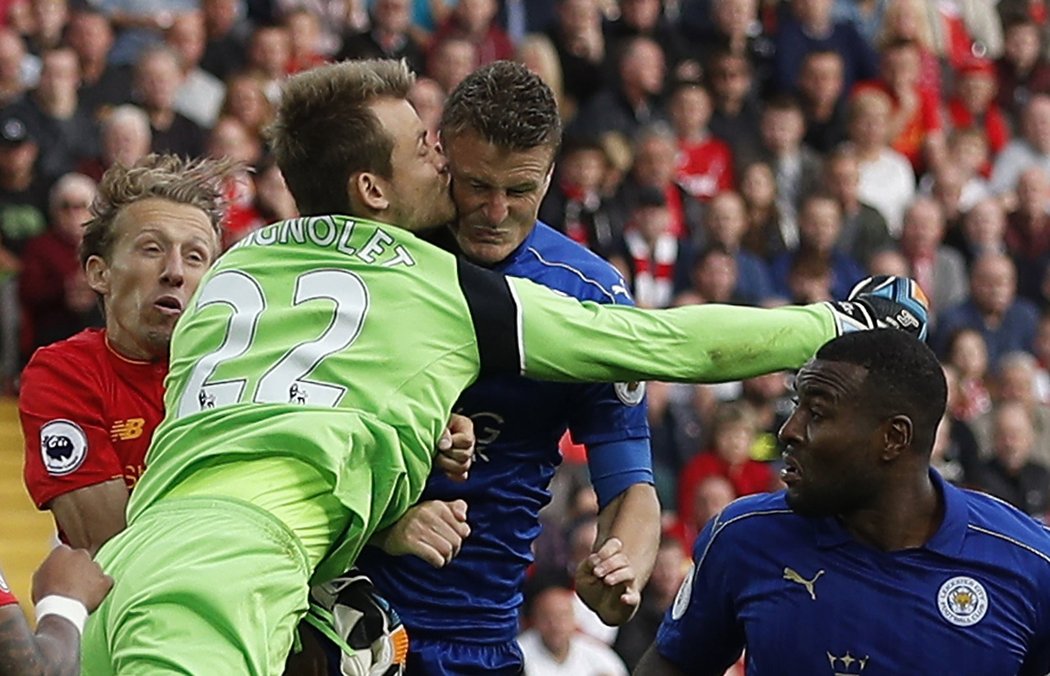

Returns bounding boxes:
[405,635,524,676]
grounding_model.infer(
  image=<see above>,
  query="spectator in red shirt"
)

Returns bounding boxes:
[677,400,774,524]
[668,80,734,202]
[429,0,514,67]
[862,38,946,174]
[19,155,235,553]
[947,59,1010,160]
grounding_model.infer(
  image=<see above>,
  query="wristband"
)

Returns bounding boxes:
[34,595,88,635]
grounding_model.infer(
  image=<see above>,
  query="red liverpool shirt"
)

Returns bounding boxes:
[20,329,167,512]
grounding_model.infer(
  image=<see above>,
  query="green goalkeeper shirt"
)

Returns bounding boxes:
[128,215,838,582]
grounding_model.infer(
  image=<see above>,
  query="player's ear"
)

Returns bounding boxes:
[350,171,390,213]
[85,255,110,295]
[880,415,912,462]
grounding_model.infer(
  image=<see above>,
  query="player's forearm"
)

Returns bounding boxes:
[516,281,836,383]
[597,483,660,598]
[0,609,78,676]
[30,618,80,676]
[50,481,130,556]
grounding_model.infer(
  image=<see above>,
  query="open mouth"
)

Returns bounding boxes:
[153,295,184,316]
[780,453,802,484]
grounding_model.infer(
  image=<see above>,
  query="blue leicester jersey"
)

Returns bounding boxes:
[358,223,652,642]
[657,471,1050,675]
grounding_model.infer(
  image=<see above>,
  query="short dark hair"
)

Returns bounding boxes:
[268,59,413,216]
[440,60,561,160]
[816,329,947,453]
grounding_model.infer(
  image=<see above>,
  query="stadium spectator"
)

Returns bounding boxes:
[668,81,733,203]
[943,327,993,423]
[995,15,1050,130]
[772,0,878,96]
[937,253,1040,364]
[706,50,762,162]
[865,38,946,173]
[604,0,693,82]
[0,112,47,255]
[873,0,943,99]
[946,59,1010,159]
[245,24,291,102]
[684,0,773,92]
[611,187,693,308]
[798,50,848,154]
[823,144,892,267]
[770,192,866,300]
[429,0,514,66]
[753,96,823,238]
[614,124,703,242]
[427,36,477,94]
[338,0,426,74]
[199,0,249,81]
[515,35,568,119]
[637,329,1050,675]
[969,351,1050,468]
[282,8,328,73]
[701,191,776,305]
[949,196,1008,265]
[166,11,226,128]
[518,571,629,675]
[898,197,968,323]
[848,86,916,234]
[218,70,274,141]
[0,28,31,109]
[538,135,625,257]
[17,173,101,358]
[76,105,153,184]
[542,0,606,112]
[133,45,207,158]
[973,401,1050,518]
[64,10,133,117]
[12,47,99,182]
[989,94,1050,197]
[739,159,785,257]
[677,400,774,523]
[570,36,667,140]
[1006,166,1050,302]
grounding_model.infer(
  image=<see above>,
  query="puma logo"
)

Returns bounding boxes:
[783,567,824,600]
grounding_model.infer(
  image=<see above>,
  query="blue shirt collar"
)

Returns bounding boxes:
[814,469,967,554]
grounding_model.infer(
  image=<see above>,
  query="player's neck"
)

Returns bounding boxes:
[839,471,943,551]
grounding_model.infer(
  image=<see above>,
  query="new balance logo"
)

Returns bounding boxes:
[783,566,824,600]
[109,418,145,441]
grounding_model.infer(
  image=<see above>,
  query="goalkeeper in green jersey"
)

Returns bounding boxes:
[82,58,929,675]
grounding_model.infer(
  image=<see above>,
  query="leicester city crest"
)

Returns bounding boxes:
[937,576,988,627]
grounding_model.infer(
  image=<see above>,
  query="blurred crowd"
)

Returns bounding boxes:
[3,0,1050,670]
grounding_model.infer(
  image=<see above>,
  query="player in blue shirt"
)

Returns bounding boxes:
[636,329,1050,676]
[357,61,659,674]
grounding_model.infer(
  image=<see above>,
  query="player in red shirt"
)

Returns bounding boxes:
[19,155,237,553]
[0,544,112,675]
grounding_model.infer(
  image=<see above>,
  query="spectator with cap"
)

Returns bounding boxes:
[0,112,47,256]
